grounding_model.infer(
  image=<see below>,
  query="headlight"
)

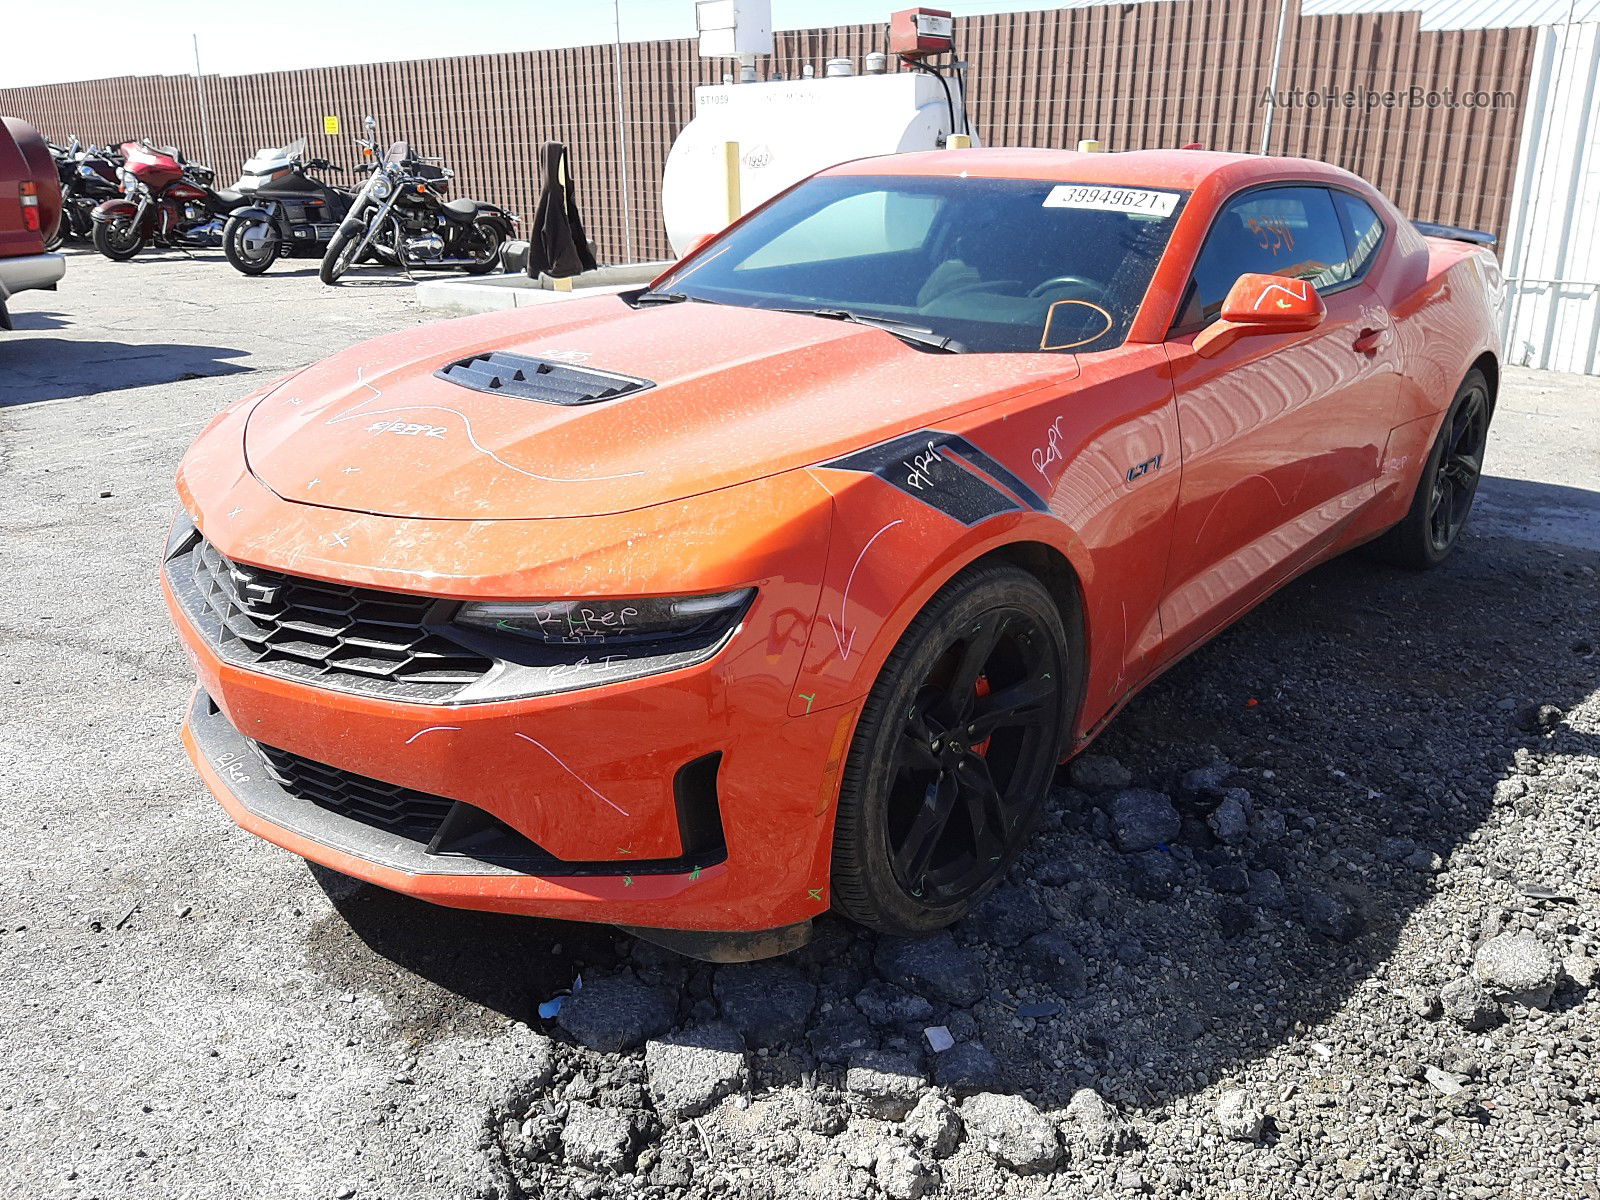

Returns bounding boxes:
[78,164,99,178]
[448,589,755,699]
[369,175,393,200]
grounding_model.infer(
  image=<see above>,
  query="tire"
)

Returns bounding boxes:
[319,224,363,285]
[1368,367,1493,569]
[92,215,144,261]
[223,215,281,275]
[44,217,66,252]
[460,217,506,275]
[830,562,1077,936]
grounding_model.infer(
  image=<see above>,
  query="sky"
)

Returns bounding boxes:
[3,1,1070,88]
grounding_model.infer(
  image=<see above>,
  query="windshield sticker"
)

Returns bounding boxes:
[1043,185,1180,218]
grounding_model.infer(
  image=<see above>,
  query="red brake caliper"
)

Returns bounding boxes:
[971,675,992,756]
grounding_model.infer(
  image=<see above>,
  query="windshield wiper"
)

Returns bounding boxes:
[772,306,967,353]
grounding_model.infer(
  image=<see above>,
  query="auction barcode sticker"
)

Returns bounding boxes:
[1043,185,1180,218]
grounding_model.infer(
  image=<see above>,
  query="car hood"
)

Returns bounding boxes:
[243,296,1080,520]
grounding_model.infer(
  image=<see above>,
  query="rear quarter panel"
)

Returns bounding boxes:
[1358,219,1504,534]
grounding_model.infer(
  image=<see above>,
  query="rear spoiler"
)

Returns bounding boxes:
[1413,220,1496,247]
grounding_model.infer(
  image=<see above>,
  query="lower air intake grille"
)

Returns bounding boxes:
[433,352,652,406]
[256,741,454,843]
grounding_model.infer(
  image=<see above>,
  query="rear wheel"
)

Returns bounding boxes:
[460,217,506,274]
[223,215,281,275]
[92,215,144,261]
[1369,368,1493,569]
[830,563,1075,936]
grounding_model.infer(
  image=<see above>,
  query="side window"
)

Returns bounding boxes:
[1175,185,1354,329]
[1332,191,1386,281]
[737,190,940,271]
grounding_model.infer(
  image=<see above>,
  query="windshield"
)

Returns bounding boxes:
[657,174,1188,353]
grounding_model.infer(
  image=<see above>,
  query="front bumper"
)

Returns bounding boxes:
[171,598,856,935]
[0,250,64,302]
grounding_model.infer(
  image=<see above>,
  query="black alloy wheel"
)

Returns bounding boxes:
[1369,367,1494,569]
[831,563,1076,935]
[460,217,506,275]
[1426,375,1491,553]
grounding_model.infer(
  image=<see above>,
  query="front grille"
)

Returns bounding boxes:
[434,351,652,406]
[167,536,494,702]
[255,741,454,842]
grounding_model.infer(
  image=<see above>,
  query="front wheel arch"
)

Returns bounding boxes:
[968,541,1090,750]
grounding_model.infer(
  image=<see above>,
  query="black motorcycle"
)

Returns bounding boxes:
[45,136,123,250]
[222,137,358,275]
[319,139,514,285]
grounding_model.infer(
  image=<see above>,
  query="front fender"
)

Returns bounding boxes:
[90,198,138,222]
[787,345,1182,739]
[227,205,274,225]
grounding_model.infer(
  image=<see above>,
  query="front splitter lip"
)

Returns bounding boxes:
[185,690,523,877]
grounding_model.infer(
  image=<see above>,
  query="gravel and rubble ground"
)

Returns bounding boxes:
[2,252,1598,1200]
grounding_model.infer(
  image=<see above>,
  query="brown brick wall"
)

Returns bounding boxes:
[1,2,1536,262]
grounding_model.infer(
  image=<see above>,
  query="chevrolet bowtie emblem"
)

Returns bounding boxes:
[230,566,279,607]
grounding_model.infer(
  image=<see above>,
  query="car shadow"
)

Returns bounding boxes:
[0,335,251,406]
[303,516,1599,1114]
[7,308,70,332]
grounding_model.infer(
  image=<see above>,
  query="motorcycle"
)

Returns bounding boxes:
[319,139,514,285]
[222,138,358,275]
[44,136,123,250]
[89,139,250,261]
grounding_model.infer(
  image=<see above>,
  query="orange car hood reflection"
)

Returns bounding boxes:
[243,295,1079,520]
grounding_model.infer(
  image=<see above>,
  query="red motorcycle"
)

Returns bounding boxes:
[89,140,248,260]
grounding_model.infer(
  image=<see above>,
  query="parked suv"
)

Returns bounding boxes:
[0,116,64,330]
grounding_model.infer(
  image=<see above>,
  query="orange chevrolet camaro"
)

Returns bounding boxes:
[163,149,1503,960]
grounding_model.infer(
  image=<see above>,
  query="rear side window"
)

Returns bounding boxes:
[1332,191,1386,280]
[1175,185,1354,329]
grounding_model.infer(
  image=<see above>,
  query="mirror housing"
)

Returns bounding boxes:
[682,231,717,260]
[1193,273,1326,358]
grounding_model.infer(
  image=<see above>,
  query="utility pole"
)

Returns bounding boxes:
[612,0,637,263]
[1258,0,1293,156]
[193,34,216,166]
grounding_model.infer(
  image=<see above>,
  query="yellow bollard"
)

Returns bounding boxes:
[721,141,741,226]
[1077,139,1103,153]
[946,134,972,150]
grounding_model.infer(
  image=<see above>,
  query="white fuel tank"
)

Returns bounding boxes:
[660,71,975,257]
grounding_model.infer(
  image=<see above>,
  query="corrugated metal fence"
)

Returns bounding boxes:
[0,0,1536,264]
[1499,20,1600,374]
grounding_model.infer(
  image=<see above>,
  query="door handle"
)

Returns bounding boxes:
[1352,327,1385,354]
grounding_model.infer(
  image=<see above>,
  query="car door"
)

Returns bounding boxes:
[1157,183,1400,653]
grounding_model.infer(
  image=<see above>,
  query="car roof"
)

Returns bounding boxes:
[823,147,1368,193]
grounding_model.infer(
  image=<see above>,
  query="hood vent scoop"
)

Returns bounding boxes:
[434,352,653,406]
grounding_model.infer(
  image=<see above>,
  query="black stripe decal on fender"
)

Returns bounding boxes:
[937,435,1049,513]
[824,431,1047,526]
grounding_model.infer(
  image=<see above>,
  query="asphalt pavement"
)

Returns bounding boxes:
[2,247,1596,1200]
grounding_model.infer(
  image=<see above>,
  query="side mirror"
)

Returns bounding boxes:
[1193,273,1325,358]
[680,231,717,260]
